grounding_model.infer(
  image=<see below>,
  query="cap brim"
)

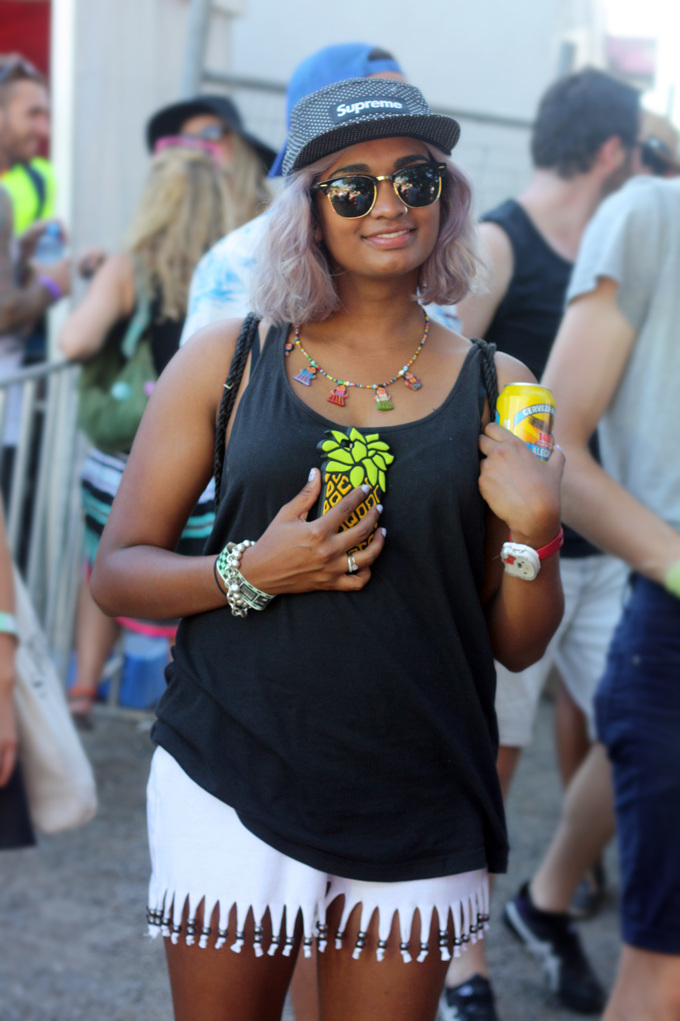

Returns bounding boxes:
[286,114,460,176]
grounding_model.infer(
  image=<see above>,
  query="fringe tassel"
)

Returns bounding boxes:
[145,874,489,962]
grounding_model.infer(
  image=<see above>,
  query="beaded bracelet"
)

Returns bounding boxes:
[215,541,275,617]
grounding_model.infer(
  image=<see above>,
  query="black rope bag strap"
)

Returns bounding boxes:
[213,312,261,509]
[470,338,499,420]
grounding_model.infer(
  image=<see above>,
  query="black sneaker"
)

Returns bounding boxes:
[438,975,499,1021]
[503,883,606,1015]
[570,861,607,920]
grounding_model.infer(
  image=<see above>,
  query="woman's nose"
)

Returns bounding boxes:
[370,180,406,219]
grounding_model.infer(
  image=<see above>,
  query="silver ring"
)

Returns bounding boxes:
[347,555,358,574]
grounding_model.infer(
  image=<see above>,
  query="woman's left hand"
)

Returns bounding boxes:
[479,422,565,547]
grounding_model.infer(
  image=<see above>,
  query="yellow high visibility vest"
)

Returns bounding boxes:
[1,158,57,233]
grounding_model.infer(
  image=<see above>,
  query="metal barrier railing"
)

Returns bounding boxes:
[0,360,85,686]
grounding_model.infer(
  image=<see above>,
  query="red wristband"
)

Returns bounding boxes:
[508,526,564,561]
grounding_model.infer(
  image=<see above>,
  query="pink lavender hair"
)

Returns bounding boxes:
[252,144,480,325]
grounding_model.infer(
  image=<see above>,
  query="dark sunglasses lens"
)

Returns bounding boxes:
[325,177,376,218]
[395,165,441,207]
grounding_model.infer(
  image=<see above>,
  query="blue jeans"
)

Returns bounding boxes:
[596,576,680,954]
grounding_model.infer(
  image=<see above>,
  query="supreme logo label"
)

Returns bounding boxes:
[330,99,410,123]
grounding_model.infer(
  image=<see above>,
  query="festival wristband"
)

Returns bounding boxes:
[0,612,19,639]
[36,275,62,303]
[665,559,680,599]
[501,527,564,581]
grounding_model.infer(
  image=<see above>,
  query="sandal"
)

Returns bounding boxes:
[67,685,97,730]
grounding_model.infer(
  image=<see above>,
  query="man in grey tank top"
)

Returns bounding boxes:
[504,175,680,1019]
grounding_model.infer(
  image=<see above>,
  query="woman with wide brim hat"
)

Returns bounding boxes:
[147,94,275,230]
[94,77,565,1020]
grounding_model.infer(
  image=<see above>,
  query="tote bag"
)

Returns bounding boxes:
[13,567,97,834]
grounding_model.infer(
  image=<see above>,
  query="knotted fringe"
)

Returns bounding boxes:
[146,874,489,963]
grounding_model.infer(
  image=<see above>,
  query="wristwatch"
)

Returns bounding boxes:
[501,527,564,581]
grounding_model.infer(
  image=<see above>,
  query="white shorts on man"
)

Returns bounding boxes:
[495,554,627,747]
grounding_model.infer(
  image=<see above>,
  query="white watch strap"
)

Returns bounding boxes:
[0,612,19,638]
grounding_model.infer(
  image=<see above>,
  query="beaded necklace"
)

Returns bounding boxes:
[288,313,429,411]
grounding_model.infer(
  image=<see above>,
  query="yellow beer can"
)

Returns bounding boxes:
[496,383,555,461]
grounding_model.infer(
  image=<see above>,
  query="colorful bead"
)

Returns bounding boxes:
[291,313,429,410]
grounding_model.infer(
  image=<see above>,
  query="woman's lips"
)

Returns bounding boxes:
[362,228,415,250]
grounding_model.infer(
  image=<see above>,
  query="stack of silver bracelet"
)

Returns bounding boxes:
[215,541,275,617]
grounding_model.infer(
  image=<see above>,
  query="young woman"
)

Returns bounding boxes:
[60,147,245,723]
[92,80,565,1021]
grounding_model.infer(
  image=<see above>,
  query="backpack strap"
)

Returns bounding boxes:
[23,163,46,220]
[213,313,261,507]
[471,338,498,420]
[121,259,153,360]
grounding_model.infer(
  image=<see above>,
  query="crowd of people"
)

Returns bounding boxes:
[0,36,679,1021]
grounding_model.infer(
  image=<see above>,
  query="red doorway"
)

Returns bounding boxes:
[0,0,51,78]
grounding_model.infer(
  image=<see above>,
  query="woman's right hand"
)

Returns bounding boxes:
[238,468,386,595]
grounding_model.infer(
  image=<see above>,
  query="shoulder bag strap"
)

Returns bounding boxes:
[213,312,261,507]
[470,338,498,420]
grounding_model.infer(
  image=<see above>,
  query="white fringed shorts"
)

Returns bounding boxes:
[146,747,490,963]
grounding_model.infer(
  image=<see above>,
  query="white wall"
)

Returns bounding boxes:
[69,0,232,256]
[230,0,567,120]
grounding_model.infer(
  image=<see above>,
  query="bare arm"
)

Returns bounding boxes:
[91,321,384,620]
[457,222,514,338]
[59,253,134,360]
[0,189,53,334]
[543,277,680,583]
[0,505,17,787]
[480,353,564,671]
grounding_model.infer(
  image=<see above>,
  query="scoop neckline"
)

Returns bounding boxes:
[272,323,479,435]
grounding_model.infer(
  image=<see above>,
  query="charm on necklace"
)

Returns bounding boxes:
[375,386,394,411]
[402,370,422,390]
[284,340,294,357]
[328,383,347,407]
[294,365,318,387]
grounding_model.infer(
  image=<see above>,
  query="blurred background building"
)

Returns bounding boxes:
[0,0,673,294]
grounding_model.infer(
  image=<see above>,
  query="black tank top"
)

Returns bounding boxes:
[153,325,508,882]
[483,199,600,559]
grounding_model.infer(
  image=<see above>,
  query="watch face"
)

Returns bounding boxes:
[501,544,540,581]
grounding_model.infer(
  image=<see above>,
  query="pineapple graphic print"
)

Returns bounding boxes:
[317,427,394,552]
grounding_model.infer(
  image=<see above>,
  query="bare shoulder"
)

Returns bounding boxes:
[478,220,513,264]
[170,317,244,378]
[429,319,474,357]
[495,350,536,389]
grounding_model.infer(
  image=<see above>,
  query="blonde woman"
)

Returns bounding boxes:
[61,147,254,724]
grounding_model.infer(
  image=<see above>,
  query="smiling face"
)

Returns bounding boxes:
[313,137,442,286]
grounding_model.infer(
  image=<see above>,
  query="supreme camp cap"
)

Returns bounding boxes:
[282,78,460,177]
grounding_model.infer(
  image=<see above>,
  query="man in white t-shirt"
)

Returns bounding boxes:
[504,175,680,1020]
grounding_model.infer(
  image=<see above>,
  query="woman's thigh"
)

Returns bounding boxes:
[164,901,300,1021]
[318,897,449,1021]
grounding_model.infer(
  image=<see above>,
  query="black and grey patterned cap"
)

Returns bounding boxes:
[282,77,460,177]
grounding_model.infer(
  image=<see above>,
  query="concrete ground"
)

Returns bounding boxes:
[0,699,620,1021]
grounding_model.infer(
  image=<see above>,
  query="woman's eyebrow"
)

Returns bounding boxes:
[393,154,430,169]
[328,154,430,176]
[330,162,371,174]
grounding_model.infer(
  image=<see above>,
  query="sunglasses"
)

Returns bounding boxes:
[0,58,40,86]
[313,162,446,218]
[182,124,230,143]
